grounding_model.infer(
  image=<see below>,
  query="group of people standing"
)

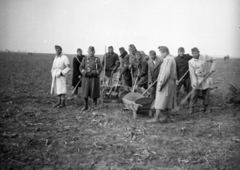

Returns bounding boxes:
[50,44,215,123]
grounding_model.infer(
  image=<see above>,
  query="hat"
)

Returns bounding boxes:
[77,48,82,52]
[178,47,185,52]
[119,47,125,51]
[158,46,169,53]
[88,46,95,52]
[191,47,199,53]
[129,44,137,51]
[55,45,62,50]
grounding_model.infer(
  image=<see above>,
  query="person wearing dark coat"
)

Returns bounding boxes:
[119,47,132,87]
[80,46,102,111]
[148,50,163,98]
[134,51,148,90]
[175,47,192,103]
[102,46,120,84]
[72,48,85,97]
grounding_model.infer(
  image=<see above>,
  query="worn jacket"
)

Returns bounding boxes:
[148,57,163,84]
[175,54,192,80]
[102,52,120,77]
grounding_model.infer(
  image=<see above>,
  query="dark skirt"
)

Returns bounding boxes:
[81,76,100,98]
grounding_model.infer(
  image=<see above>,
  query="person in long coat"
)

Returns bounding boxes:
[188,47,215,114]
[102,46,120,85]
[175,47,192,103]
[119,47,132,87]
[80,46,102,111]
[148,50,163,98]
[133,51,148,90]
[51,45,71,108]
[71,48,85,97]
[147,46,177,123]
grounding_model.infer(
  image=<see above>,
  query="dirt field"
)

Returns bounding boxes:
[0,52,240,170]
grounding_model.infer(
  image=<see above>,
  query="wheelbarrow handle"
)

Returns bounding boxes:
[142,80,157,95]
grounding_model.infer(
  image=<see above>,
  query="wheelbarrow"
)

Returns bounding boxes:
[222,83,240,106]
[122,92,154,119]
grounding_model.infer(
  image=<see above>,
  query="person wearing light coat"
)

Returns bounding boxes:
[51,45,70,108]
[147,46,177,123]
[188,47,215,114]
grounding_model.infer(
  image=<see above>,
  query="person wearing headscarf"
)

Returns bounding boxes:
[71,48,86,98]
[119,47,132,87]
[188,47,215,114]
[51,45,71,108]
[102,46,120,85]
[148,50,163,98]
[174,47,192,103]
[80,46,102,111]
[133,51,148,90]
[147,46,177,123]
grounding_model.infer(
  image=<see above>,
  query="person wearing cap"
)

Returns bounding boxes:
[80,46,102,111]
[51,45,71,108]
[148,50,163,98]
[119,47,132,87]
[188,47,215,114]
[71,48,86,98]
[147,46,177,123]
[133,51,148,91]
[174,47,192,103]
[102,46,120,85]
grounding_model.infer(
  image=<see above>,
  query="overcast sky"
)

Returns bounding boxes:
[0,0,239,57]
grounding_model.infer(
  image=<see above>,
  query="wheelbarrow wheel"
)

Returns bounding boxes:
[222,91,235,107]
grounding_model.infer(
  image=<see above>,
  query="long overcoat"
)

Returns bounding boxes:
[72,55,85,87]
[155,55,177,110]
[51,54,70,95]
[80,56,102,98]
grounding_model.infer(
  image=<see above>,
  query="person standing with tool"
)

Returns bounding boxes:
[102,46,120,85]
[148,50,163,98]
[175,47,192,103]
[80,46,102,111]
[188,47,215,114]
[71,48,86,99]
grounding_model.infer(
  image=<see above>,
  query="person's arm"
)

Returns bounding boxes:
[121,56,129,75]
[138,61,148,78]
[61,56,70,76]
[113,54,120,72]
[157,58,171,91]
[206,55,216,72]
[80,58,87,77]
[148,63,153,84]
[188,60,198,87]
[92,58,102,76]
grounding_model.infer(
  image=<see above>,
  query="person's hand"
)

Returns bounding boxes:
[78,75,81,79]
[92,70,99,77]
[86,72,93,78]
[193,82,198,88]
[158,85,162,92]
[210,69,215,73]
[128,64,132,69]
[176,80,179,85]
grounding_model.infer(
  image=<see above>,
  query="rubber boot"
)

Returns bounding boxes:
[53,98,61,108]
[146,110,160,123]
[59,99,65,108]
[81,98,89,111]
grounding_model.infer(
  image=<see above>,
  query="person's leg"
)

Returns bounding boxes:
[146,109,161,123]
[59,94,66,108]
[184,78,192,106]
[203,89,210,112]
[188,89,199,114]
[53,95,61,108]
[92,98,98,110]
[176,80,183,103]
[82,98,89,111]
[160,109,171,123]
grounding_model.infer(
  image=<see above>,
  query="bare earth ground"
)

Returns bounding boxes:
[0,52,240,170]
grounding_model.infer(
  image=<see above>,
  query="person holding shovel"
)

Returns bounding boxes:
[188,47,215,114]
[71,48,85,99]
[147,46,177,123]
[175,47,192,104]
[102,46,120,85]
[80,46,102,111]
[51,45,71,108]
[148,50,163,98]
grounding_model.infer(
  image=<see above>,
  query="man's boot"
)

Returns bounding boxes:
[81,98,89,111]
[59,99,65,108]
[92,98,98,111]
[203,105,210,113]
[146,110,160,123]
[53,98,61,108]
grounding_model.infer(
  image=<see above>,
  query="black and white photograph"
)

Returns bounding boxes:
[0,0,240,169]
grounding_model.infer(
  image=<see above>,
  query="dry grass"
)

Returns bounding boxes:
[0,52,240,170]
